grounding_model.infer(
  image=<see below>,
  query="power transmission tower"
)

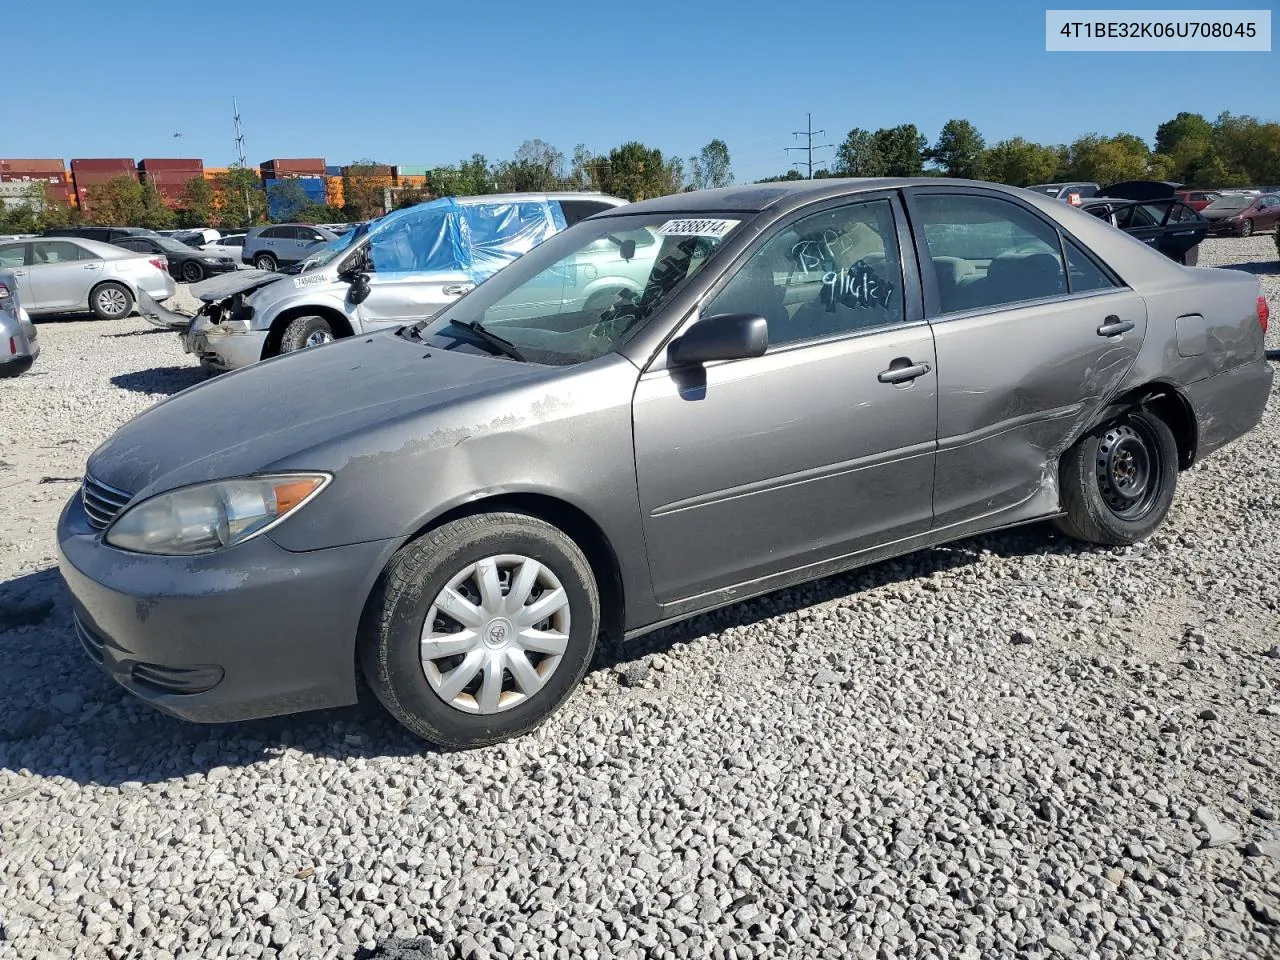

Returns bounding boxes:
[232,98,253,225]
[785,113,833,179]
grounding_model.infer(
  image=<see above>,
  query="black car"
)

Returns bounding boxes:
[1077,196,1208,265]
[43,226,159,244]
[109,235,238,283]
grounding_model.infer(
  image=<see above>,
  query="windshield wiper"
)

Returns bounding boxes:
[450,319,526,362]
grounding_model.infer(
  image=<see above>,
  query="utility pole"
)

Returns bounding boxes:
[233,98,252,226]
[785,113,833,179]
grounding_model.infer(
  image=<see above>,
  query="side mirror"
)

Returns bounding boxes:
[668,313,768,367]
[347,273,372,305]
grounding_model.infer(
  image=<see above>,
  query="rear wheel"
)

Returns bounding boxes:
[90,282,133,321]
[279,315,334,354]
[1239,219,1254,238]
[181,260,205,283]
[254,253,278,271]
[1054,410,1178,546]
[360,513,600,748]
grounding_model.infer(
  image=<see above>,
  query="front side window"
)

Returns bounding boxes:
[0,244,25,267]
[915,193,1066,313]
[703,198,904,347]
[413,213,744,365]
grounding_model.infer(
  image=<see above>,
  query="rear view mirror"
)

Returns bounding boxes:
[669,313,769,367]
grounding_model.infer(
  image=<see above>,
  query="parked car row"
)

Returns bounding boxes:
[55,177,1274,748]
[0,236,175,320]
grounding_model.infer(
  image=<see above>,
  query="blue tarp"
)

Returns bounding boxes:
[364,196,568,282]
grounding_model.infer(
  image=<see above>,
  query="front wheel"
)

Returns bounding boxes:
[181,260,205,283]
[1239,219,1254,238]
[279,315,334,353]
[360,513,600,748]
[1054,410,1178,546]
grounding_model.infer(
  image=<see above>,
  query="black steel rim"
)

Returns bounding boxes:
[1095,420,1162,521]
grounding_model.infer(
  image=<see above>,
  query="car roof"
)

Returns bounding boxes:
[611,177,1080,217]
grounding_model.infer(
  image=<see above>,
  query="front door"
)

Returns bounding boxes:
[356,211,473,330]
[28,240,101,311]
[633,194,938,603]
[908,189,1147,528]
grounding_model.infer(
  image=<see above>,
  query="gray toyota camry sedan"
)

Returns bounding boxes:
[57,179,1273,748]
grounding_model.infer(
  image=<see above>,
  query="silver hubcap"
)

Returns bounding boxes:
[304,329,333,348]
[98,288,127,316]
[421,554,571,715]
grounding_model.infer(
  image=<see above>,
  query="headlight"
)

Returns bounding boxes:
[104,474,331,555]
[202,257,222,264]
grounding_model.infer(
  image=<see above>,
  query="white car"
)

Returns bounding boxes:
[0,236,175,319]
[199,233,248,266]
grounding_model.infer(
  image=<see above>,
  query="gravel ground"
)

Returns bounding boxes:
[1,237,1279,960]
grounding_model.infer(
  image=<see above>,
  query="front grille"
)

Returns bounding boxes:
[81,473,133,531]
[73,612,105,664]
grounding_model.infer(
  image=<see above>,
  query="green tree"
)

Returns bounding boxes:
[427,154,496,199]
[756,170,804,182]
[1063,133,1151,184]
[296,203,347,223]
[927,119,986,179]
[872,124,927,177]
[592,142,674,201]
[496,139,565,192]
[84,176,145,225]
[688,139,733,190]
[1155,112,1214,156]
[835,128,883,176]
[267,179,311,222]
[566,144,599,191]
[341,160,394,219]
[175,176,215,228]
[217,166,267,228]
[1213,112,1280,184]
[981,137,1061,186]
[137,183,175,230]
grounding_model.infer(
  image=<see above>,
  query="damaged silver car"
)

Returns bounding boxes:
[146,192,626,371]
[60,179,1273,749]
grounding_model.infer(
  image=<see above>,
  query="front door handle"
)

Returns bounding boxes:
[13,270,25,276]
[877,360,931,384]
[442,283,474,296]
[1097,316,1135,337]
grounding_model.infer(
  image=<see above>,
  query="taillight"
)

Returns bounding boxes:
[1259,296,1270,335]
[0,282,10,300]
[150,257,167,272]
[8,336,15,355]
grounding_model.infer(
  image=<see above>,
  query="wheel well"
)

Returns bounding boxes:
[262,305,354,358]
[382,493,627,644]
[1106,383,1198,470]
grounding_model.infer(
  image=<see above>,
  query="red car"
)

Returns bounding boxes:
[1202,193,1280,237]
[1174,190,1221,212]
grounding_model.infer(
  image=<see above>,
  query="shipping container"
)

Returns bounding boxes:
[0,171,66,185]
[1,158,67,176]
[343,163,393,177]
[71,158,136,173]
[325,165,343,176]
[264,176,327,219]
[138,158,204,173]
[394,164,430,178]
[203,167,232,180]
[325,176,345,207]
[260,158,326,177]
[396,174,427,188]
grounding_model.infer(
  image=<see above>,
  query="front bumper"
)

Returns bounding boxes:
[1206,221,1245,236]
[1186,357,1274,462]
[182,316,268,371]
[57,491,393,723]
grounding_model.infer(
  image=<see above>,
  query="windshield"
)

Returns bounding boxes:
[1204,196,1251,212]
[411,212,745,366]
[302,224,370,271]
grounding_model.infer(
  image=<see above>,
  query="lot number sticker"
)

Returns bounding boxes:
[293,274,328,288]
[656,218,740,238]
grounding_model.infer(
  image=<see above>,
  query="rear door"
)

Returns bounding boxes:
[1257,195,1280,230]
[292,226,328,262]
[28,240,101,310]
[906,187,1147,527]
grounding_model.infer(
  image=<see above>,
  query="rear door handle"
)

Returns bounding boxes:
[877,360,931,384]
[1097,316,1135,337]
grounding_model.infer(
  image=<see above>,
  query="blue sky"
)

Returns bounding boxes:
[5,1,1276,182]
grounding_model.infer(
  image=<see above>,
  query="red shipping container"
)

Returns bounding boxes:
[261,157,325,176]
[71,158,136,172]
[1,158,66,175]
[138,158,203,172]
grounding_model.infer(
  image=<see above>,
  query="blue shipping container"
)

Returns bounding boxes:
[264,176,327,218]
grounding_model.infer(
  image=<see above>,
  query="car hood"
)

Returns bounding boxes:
[189,268,285,302]
[86,332,550,497]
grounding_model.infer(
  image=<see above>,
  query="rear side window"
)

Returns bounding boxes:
[76,244,101,261]
[559,200,614,226]
[259,227,284,240]
[914,193,1066,314]
[1062,237,1116,294]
